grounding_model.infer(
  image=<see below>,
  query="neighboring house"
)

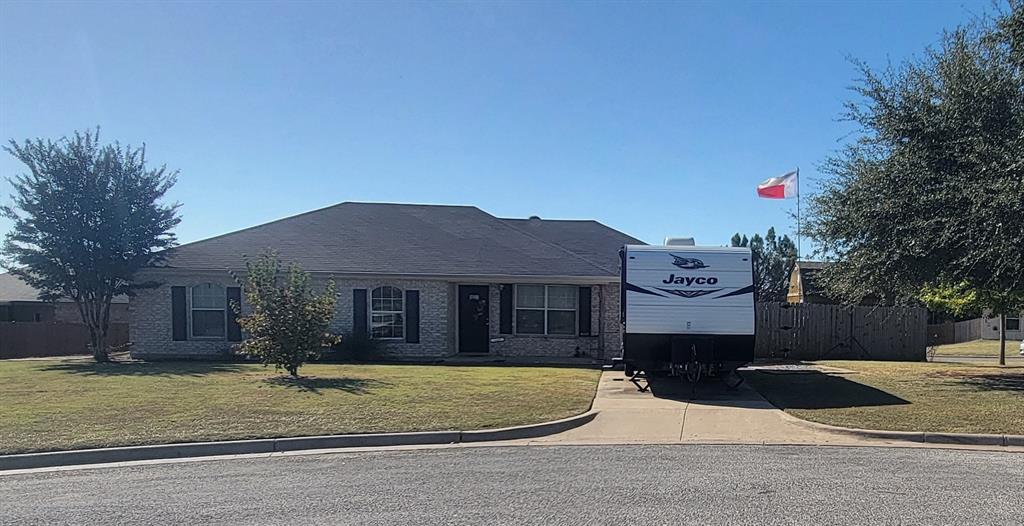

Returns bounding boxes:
[980,310,1024,341]
[786,261,830,304]
[0,272,128,323]
[129,202,643,360]
[786,261,881,305]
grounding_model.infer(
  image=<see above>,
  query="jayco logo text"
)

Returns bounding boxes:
[661,274,719,285]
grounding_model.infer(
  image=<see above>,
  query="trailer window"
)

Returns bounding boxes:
[515,285,577,335]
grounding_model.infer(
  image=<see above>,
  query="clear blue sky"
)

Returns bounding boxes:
[0,0,985,252]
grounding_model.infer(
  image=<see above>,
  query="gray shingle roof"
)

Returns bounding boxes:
[501,217,644,273]
[160,203,640,278]
[0,273,128,304]
[0,273,43,302]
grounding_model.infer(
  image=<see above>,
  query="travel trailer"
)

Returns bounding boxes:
[618,241,755,384]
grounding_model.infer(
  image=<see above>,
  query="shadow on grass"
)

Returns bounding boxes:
[39,361,246,377]
[264,376,392,395]
[951,373,1024,394]
[746,370,909,410]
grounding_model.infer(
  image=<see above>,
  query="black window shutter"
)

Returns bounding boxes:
[353,289,367,337]
[499,284,513,334]
[226,287,242,342]
[171,286,187,341]
[578,286,592,336]
[405,290,420,343]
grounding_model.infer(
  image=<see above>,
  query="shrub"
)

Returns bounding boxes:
[231,251,340,377]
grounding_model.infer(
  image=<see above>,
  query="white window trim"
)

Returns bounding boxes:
[370,285,405,340]
[1006,316,1021,331]
[513,284,578,336]
[190,284,227,340]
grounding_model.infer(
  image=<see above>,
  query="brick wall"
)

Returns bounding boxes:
[329,278,452,358]
[129,271,454,360]
[129,269,622,361]
[129,272,241,359]
[485,283,621,360]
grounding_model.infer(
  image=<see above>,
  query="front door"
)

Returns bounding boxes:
[458,285,490,354]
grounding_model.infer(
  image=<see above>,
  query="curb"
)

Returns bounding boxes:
[0,410,598,471]
[777,411,1024,447]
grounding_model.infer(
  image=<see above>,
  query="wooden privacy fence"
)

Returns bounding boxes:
[0,322,129,359]
[927,318,983,345]
[755,303,927,361]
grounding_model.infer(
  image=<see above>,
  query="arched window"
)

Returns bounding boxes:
[191,283,226,338]
[370,286,404,339]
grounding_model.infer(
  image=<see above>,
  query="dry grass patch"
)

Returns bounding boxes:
[932,339,1019,357]
[747,360,1023,435]
[0,360,600,454]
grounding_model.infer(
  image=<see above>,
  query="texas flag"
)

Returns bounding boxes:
[756,170,798,199]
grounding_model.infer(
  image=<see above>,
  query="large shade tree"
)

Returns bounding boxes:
[2,129,181,361]
[806,3,1023,361]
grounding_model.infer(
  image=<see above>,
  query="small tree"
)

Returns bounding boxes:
[921,282,1024,365]
[731,227,798,302]
[232,251,340,377]
[1,129,180,361]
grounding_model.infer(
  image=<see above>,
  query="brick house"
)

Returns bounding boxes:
[0,272,128,323]
[129,202,642,360]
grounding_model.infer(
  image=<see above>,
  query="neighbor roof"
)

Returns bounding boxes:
[0,273,128,304]
[0,273,44,303]
[159,203,642,279]
[793,261,827,298]
[796,261,826,271]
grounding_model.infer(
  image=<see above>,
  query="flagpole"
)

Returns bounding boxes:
[796,167,801,259]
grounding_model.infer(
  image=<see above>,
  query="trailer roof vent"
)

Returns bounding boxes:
[664,237,695,246]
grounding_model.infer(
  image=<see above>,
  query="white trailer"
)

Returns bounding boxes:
[619,243,755,382]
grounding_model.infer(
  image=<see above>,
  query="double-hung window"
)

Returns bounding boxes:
[371,286,404,339]
[191,283,226,338]
[515,285,577,335]
[1006,316,1021,332]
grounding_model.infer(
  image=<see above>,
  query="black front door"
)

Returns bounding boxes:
[458,285,489,354]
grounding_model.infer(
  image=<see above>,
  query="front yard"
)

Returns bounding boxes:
[747,361,1023,435]
[931,339,1020,358]
[0,359,600,454]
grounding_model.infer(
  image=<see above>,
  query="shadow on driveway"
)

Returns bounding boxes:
[631,375,777,409]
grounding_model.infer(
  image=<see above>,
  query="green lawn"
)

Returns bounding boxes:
[747,361,1023,435]
[0,359,600,454]
[932,339,1021,357]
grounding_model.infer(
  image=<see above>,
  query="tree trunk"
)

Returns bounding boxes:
[999,313,1006,366]
[89,323,109,362]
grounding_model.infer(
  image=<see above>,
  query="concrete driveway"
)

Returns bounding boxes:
[530,371,898,447]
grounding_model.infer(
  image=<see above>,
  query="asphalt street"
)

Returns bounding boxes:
[1,444,1021,525]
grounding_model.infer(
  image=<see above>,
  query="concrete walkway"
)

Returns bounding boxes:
[528,371,941,447]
